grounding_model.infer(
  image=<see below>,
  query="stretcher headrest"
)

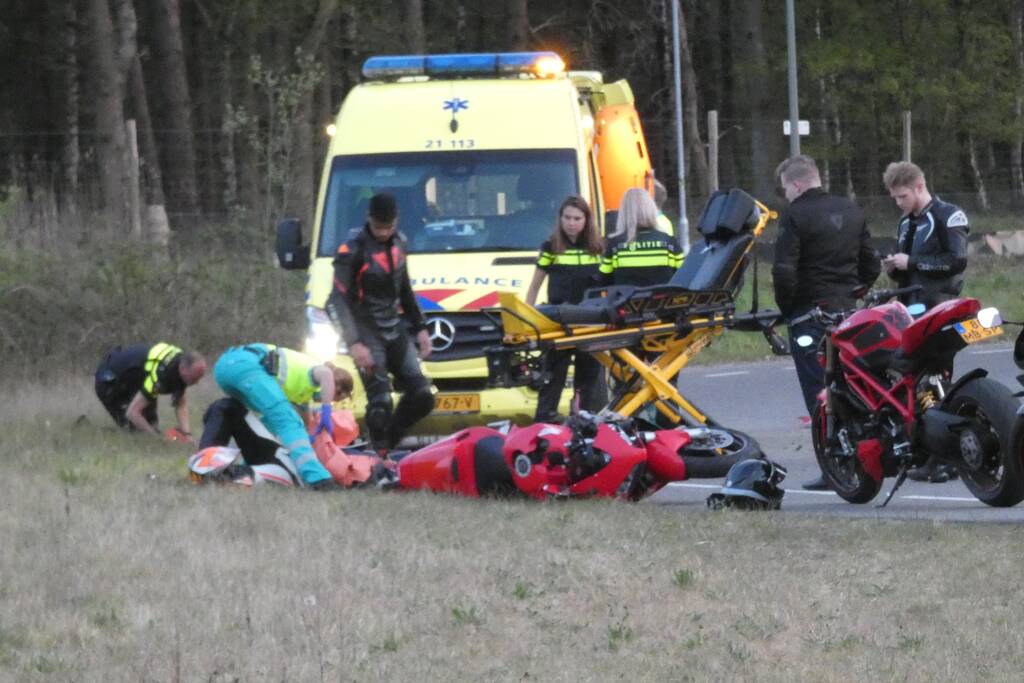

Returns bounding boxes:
[696,189,758,240]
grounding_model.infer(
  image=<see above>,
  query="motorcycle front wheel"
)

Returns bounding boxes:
[947,377,1024,508]
[680,427,763,478]
[811,401,882,504]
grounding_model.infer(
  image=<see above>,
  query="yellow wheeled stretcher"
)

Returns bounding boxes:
[485,188,787,430]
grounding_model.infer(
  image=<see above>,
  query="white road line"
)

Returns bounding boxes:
[669,482,834,495]
[668,482,977,502]
[668,483,719,489]
[968,348,1009,355]
[703,371,749,378]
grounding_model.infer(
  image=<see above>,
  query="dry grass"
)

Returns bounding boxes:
[4,382,1024,682]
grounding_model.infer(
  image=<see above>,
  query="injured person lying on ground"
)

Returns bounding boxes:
[188,398,390,488]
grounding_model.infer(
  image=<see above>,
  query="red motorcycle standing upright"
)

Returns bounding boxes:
[805,286,1023,507]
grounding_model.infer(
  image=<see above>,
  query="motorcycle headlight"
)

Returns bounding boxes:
[304,307,346,361]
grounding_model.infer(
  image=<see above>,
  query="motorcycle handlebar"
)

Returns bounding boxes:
[862,284,923,307]
[795,284,926,328]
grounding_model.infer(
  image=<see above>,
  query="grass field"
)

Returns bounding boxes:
[4,380,1024,681]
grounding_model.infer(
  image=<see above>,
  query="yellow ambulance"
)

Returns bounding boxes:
[276,51,654,435]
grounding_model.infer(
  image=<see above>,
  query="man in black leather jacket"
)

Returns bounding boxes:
[326,193,435,452]
[772,155,880,490]
[883,161,969,483]
[882,161,969,309]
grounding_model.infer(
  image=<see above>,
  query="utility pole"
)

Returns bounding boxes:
[902,110,912,161]
[671,0,690,254]
[786,0,800,157]
[707,110,719,192]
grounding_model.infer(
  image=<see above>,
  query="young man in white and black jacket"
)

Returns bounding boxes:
[882,161,970,483]
[882,161,969,310]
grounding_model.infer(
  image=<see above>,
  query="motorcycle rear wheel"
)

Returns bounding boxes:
[946,377,1024,508]
[680,428,763,478]
[811,401,882,504]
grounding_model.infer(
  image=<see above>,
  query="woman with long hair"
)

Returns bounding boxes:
[600,187,682,287]
[524,195,607,422]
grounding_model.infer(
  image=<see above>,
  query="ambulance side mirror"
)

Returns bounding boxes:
[276,218,310,270]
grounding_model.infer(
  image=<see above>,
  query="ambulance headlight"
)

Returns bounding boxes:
[305,307,346,361]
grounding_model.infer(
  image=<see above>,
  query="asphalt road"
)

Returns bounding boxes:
[649,341,1024,522]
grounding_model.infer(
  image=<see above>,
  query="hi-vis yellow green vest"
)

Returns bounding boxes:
[143,342,181,397]
[267,345,321,404]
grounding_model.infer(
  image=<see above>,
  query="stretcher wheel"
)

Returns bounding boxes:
[680,428,763,479]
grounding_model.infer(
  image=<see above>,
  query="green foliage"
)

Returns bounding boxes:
[450,604,482,627]
[368,634,400,654]
[672,568,695,588]
[226,49,326,224]
[0,228,305,377]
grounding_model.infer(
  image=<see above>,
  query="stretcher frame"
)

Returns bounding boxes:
[485,196,783,428]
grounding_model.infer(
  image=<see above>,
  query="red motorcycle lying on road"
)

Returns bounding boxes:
[804,286,1023,507]
[393,412,746,501]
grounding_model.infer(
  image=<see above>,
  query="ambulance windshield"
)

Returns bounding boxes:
[317,149,579,256]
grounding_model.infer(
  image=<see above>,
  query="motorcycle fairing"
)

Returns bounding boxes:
[833,302,912,372]
[643,429,691,484]
[396,427,511,497]
[899,298,980,357]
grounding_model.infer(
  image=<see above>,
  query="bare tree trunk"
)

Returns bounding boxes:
[219,42,238,213]
[287,0,339,228]
[405,0,426,54]
[128,56,164,207]
[1012,0,1024,201]
[129,54,170,244]
[706,0,736,188]
[734,0,780,199]
[148,0,200,225]
[455,2,469,51]
[679,1,710,197]
[49,0,80,209]
[508,0,529,50]
[967,133,991,212]
[83,0,129,225]
[233,9,261,215]
[814,3,830,192]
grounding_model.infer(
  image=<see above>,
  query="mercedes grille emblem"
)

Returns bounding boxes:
[428,317,456,351]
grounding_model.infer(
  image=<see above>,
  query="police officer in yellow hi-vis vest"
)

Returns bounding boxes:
[94,342,207,443]
[600,187,683,287]
[212,343,350,489]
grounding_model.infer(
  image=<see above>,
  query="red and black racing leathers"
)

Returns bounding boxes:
[326,224,426,346]
[326,224,434,450]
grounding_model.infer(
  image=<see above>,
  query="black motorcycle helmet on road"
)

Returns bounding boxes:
[707,458,788,510]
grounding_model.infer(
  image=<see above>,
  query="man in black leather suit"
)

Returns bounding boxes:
[326,193,435,453]
[772,155,880,490]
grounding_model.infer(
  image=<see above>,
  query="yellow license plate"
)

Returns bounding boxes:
[955,318,1002,344]
[434,393,480,414]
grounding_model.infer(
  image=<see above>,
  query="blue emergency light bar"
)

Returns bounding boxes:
[362,52,565,80]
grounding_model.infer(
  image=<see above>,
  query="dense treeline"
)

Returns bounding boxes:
[2,0,1023,242]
